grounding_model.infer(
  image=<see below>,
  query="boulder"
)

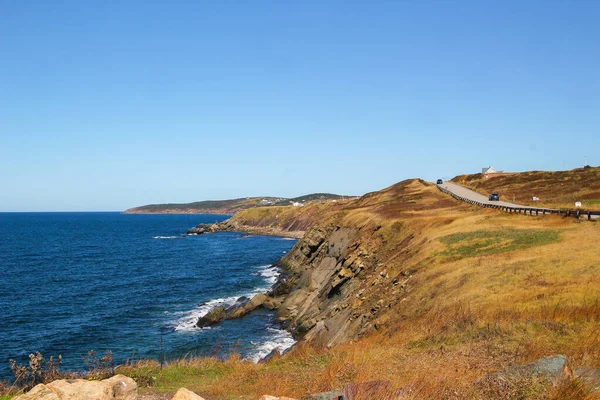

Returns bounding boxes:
[263,296,285,310]
[259,349,281,363]
[46,379,113,400]
[196,306,227,328]
[226,294,267,319]
[575,367,600,393]
[477,355,571,396]
[12,384,60,400]
[102,375,138,400]
[343,380,393,400]
[171,388,206,400]
[484,355,570,382]
[303,391,344,400]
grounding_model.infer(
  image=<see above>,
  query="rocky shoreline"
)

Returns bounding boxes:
[186,220,305,239]
[194,265,292,331]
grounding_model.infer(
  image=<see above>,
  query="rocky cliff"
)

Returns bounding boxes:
[272,179,464,347]
[191,179,468,347]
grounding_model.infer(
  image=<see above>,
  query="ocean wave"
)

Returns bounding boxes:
[170,295,242,332]
[259,265,280,285]
[246,327,296,363]
[153,236,182,239]
[170,264,282,332]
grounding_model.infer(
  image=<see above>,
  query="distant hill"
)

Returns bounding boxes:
[123,193,351,214]
[123,197,283,214]
[452,165,600,210]
[273,193,350,206]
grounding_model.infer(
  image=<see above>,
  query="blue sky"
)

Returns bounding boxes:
[1,1,598,211]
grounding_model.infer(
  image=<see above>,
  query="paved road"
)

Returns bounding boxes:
[437,181,600,220]
[438,181,553,211]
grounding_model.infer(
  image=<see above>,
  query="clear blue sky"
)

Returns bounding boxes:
[1,1,598,211]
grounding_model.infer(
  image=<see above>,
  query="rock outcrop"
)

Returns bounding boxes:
[195,293,270,328]
[103,375,138,400]
[11,378,212,400]
[575,367,600,393]
[481,355,570,384]
[12,384,60,400]
[171,388,206,400]
[13,375,137,400]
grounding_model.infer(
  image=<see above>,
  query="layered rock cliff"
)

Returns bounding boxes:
[190,179,468,347]
[273,178,457,346]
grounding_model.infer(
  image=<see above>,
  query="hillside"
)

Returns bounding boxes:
[151,178,600,399]
[122,197,281,214]
[123,193,350,214]
[7,178,600,399]
[273,193,351,206]
[452,166,600,210]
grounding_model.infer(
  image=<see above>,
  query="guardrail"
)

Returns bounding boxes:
[437,184,600,221]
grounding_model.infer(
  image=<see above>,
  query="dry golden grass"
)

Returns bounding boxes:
[453,166,600,210]
[7,180,599,400]
[111,181,600,399]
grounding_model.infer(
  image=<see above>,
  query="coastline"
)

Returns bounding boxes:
[187,220,306,239]
[182,219,305,360]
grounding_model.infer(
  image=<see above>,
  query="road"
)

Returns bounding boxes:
[437,181,551,210]
[437,181,599,220]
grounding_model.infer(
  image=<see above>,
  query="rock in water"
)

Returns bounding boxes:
[171,387,206,400]
[226,294,267,319]
[195,305,227,328]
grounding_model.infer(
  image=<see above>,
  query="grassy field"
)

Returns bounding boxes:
[4,179,599,399]
[121,182,600,399]
[452,166,600,210]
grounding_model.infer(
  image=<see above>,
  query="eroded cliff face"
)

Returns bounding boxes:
[190,179,467,347]
[276,224,364,347]
[270,179,469,347]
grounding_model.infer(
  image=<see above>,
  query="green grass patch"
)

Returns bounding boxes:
[438,229,560,260]
[585,199,600,205]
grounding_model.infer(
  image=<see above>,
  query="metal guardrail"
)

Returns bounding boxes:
[437,184,600,221]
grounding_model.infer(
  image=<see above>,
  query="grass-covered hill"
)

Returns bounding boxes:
[6,177,600,399]
[273,193,351,206]
[123,193,351,214]
[114,178,599,399]
[452,165,600,210]
[123,197,280,214]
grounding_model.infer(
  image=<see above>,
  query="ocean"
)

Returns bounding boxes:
[0,212,297,380]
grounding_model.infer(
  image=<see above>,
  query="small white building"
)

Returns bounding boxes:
[292,202,305,207]
[482,166,498,174]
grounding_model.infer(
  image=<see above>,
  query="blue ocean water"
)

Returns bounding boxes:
[0,212,296,380]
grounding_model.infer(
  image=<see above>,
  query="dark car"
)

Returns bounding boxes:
[489,193,500,201]
[436,179,443,184]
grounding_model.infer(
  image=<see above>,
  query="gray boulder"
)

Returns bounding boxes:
[575,367,600,393]
[195,306,227,328]
[302,391,343,400]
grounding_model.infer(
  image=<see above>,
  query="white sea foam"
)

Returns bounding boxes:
[171,295,241,332]
[246,327,296,363]
[259,266,280,285]
[170,264,282,332]
[153,236,181,239]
